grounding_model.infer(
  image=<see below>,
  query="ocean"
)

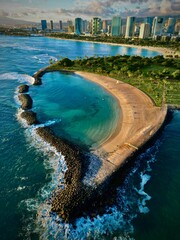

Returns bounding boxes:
[0,35,179,240]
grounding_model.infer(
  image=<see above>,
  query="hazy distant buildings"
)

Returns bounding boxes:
[139,23,150,39]
[174,20,180,35]
[107,25,112,34]
[134,25,140,37]
[152,17,164,36]
[82,20,89,33]
[41,20,47,31]
[121,25,126,36]
[166,18,176,34]
[111,16,122,36]
[59,20,63,31]
[125,16,135,38]
[75,18,82,35]
[144,17,153,33]
[50,20,53,31]
[92,17,102,35]
[67,20,73,27]
[68,25,74,33]
[102,20,108,33]
[39,15,179,39]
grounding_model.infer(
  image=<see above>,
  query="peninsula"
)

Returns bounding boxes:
[18,53,180,221]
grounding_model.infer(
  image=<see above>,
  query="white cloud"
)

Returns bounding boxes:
[0,0,179,22]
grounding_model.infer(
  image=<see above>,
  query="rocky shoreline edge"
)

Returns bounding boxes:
[17,68,176,222]
[17,79,119,222]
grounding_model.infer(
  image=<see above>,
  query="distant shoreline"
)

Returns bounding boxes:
[47,36,179,57]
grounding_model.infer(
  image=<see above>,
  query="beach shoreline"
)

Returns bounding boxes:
[48,36,179,56]
[75,72,167,185]
[30,68,168,220]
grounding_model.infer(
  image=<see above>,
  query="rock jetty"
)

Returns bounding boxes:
[18,84,29,93]
[18,94,33,110]
[17,68,168,222]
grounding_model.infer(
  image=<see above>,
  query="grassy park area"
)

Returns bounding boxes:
[47,55,180,107]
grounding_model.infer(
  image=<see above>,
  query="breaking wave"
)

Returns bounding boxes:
[0,72,35,84]
[19,130,162,239]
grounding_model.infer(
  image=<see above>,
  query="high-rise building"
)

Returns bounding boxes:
[152,16,164,36]
[102,20,108,33]
[166,18,176,34]
[139,23,150,39]
[59,20,63,31]
[50,20,53,31]
[41,20,47,31]
[134,25,140,37]
[82,20,88,33]
[174,20,180,35]
[121,25,126,36]
[107,25,112,35]
[125,16,135,38]
[68,25,74,33]
[92,17,102,35]
[144,17,153,33]
[67,20,73,27]
[111,16,122,36]
[75,18,82,35]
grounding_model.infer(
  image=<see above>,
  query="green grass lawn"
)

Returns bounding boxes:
[47,55,180,107]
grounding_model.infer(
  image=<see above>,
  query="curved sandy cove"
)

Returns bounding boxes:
[75,72,167,186]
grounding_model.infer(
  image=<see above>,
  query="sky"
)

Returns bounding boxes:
[0,0,180,22]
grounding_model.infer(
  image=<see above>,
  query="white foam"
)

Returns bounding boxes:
[31,54,58,65]
[17,186,26,191]
[0,72,35,84]
[35,204,135,240]
[134,173,151,214]
[18,105,163,239]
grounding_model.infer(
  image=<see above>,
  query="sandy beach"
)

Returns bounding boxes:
[76,72,167,186]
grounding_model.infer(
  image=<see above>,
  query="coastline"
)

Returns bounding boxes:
[33,68,167,186]
[48,36,179,56]
[19,68,168,221]
[75,72,167,185]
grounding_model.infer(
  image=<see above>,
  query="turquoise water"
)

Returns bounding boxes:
[0,35,179,240]
[31,71,120,149]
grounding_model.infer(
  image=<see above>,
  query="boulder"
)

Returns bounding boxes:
[18,84,29,93]
[20,111,39,125]
[18,94,33,110]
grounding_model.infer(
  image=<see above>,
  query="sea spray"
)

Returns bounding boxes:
[0,72,35,84]
[18,120,68,239]
[31,139,163,240]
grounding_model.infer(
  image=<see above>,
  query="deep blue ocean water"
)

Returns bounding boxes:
[0,35,179,240]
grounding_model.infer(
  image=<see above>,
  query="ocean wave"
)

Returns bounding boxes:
[34,204,135,240]
[31,54,58,64]
[18,119,67,239]
[30,139,162,240]
[19,118,163,239]
[0,72,35,84]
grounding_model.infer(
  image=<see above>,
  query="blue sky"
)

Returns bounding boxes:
[0,0,179,22]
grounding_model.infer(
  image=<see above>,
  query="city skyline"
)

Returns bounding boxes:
[0,0,180,23]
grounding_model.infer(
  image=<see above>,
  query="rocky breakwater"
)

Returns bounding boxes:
[17,70,115,222]
[33,67,52,85]
[35,127,93,222]
[18,68,168,223]
[18,84,29,93]
[35,127,117,222]
[18,85,39,125]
